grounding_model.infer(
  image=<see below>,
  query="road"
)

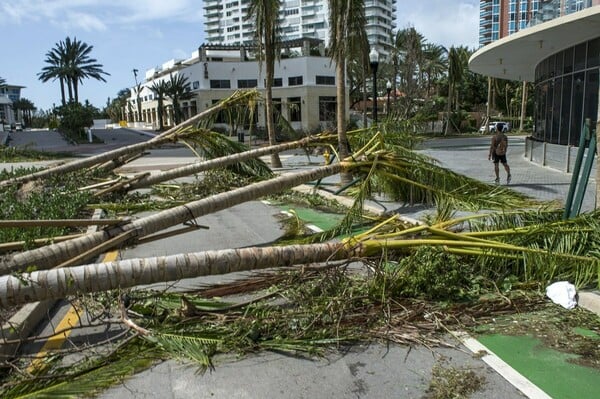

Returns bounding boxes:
[7,129,584,398]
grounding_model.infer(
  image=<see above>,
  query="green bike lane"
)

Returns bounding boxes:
[275,201,600,399]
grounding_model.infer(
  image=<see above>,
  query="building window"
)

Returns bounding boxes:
[316,75,335,85]
[193,81,200,90]
[211,99,227,123]
[288,76,303,86]
[273,78,283,87]
[210,80,231,89]
[318,96,336,122]
[288,97,301,122]
[272,98,282,123]
[238,79,258,88]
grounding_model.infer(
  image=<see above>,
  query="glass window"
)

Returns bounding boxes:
[288,76,303,86]
[545,81,554,142]
[273,78,283,87]
[316,75,335,85]
[574,42,586,71]
[211,99,227,123]
[210,80,231,89]
[583,69,599,127]
[237,79,258,88]
[555,52,564,77]
[563,47,574,74]
[587,38,600,68]
[560,75,572,145]
[272,98,282,123]
[288,97,301,122]
[551,78,562,144]
[318,96,336,121]
[570,72,585,145]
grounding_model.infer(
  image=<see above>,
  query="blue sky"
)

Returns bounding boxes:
[0,0,479,112]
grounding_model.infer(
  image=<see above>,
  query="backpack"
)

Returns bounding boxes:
[494,133,508,156]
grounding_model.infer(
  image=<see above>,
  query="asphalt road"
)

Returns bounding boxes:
[6,130,570,398]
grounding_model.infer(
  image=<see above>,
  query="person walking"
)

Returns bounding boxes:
[488,130,511,184]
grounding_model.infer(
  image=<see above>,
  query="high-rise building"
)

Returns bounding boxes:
[479,0,600,46]
[203,0,396,57]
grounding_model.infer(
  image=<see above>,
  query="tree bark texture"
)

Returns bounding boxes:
[128,137,313,190]
[0,242,350,307]
[0,164,343,274]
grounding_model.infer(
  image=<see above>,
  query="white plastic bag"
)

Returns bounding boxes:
[545,281,577,309]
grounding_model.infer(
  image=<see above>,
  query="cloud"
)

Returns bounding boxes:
[397,0,480,49]
[0,0,203,30]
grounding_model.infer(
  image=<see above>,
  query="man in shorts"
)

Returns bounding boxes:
[488,130,511,184]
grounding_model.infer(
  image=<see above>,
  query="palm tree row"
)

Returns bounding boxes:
[38,36,110,106]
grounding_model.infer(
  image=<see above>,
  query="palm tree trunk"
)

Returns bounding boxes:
[74,80,79,103]
[265,60,282,168]
[519,81,528,132]
[127,137,318,191]
[59,78,66,106]
[0,91,259,188]
[0,164,343,274]
[0,242,349,307]
[336,57,352,185]
[157,97,164,131]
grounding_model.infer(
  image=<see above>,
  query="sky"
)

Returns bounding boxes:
[0,0,480,113]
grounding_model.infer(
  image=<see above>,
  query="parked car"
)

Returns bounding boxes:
[14,122,23,131]
[479,121,509,133]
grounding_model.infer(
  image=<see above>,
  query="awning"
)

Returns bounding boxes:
[469,6,600,82]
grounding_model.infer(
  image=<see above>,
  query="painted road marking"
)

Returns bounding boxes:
[454,331,552,399]
[27,250,120,374]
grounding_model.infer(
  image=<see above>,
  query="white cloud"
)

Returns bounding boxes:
[0,0,203,30]
[396,0,480,49]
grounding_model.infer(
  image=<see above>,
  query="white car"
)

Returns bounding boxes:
[479,121,509,133]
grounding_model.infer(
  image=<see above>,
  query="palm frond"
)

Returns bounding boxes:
[0,340,159,399]
[146,333,221,371]
[181,129,273,178]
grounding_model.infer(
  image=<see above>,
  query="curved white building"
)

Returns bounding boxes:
[470,6,600,170]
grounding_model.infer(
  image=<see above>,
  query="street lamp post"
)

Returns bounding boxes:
[369,48,380,126]
[386,80,392,116]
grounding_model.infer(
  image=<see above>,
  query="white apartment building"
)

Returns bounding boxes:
[0,84,24,129]
[126,39,346,133]
[203,0,397,58]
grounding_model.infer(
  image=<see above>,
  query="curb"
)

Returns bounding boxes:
[0,209,105,360]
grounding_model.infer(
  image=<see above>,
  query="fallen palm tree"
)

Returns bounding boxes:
[93,130,338,196]
[0,90,262,188]
[0,134,534,274]
[1,209,599,307]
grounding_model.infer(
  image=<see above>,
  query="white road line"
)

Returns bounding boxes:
[454,331,552,399]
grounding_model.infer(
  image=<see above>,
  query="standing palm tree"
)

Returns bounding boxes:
[38,37,109,105]
[444,46,469,135]
[64,37,110,103]
[38,41,69,105]
[166,73,192,125]
[133,83,143,122]
[246,0,283,168]
[11,98,36,127]
[150,80,169,131]
[396,27,424,100]
[328,0,368,184]
[421,43,447,98]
